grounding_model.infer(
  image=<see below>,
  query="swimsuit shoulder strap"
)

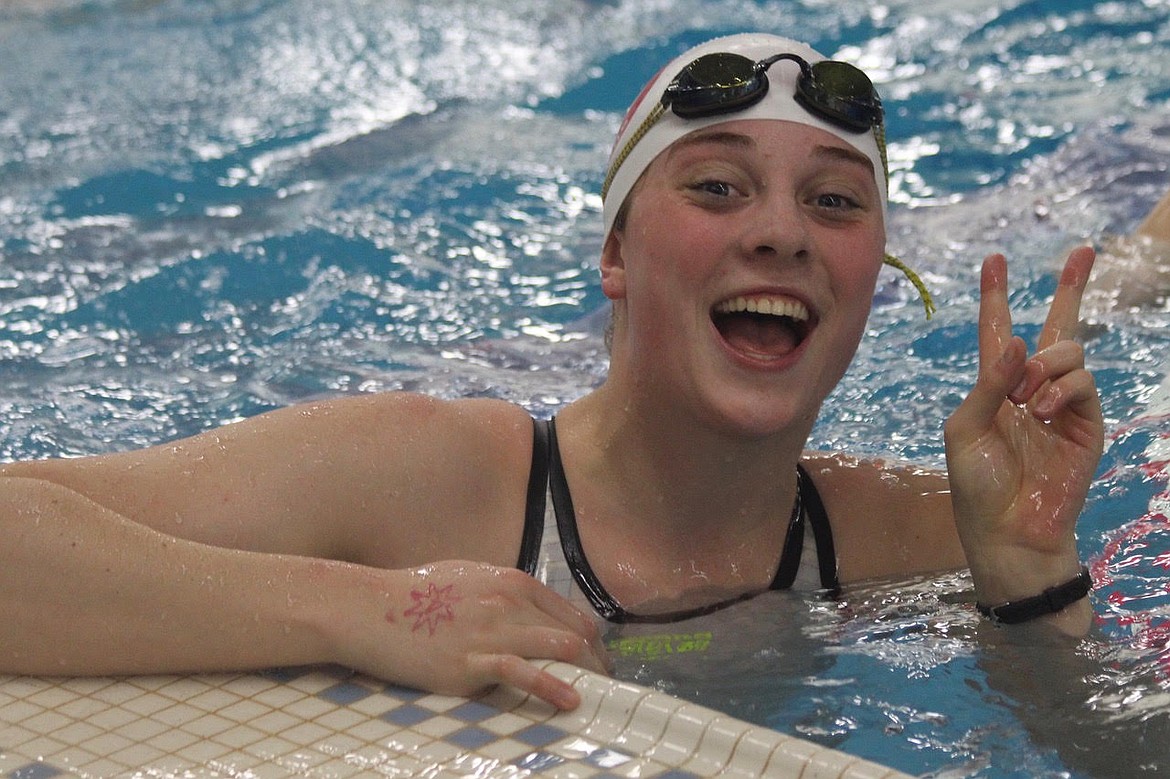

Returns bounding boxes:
[516,416,550,574]
[798,463,841,593]
[768,476,806,591]
[769,464,840,593]
[545,417,627,620]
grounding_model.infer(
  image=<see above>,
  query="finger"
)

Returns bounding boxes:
[516,575,604,650]
[522,624,610,675]
[478,567,600,641]
[949,334,1027,439]
[1038,245,1095,350]
[950,255,1026,430]
[476,587,610,675]
[473,653,582,711]
[1031,369,1101,428]
[1008,340,1086,406]
[978,254,1014,363]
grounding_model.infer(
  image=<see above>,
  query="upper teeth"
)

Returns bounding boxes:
[715,296,809,320]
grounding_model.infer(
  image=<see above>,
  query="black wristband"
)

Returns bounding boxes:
[976,566,1092,625]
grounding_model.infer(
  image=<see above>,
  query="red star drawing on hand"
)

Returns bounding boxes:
[402,582,462,636]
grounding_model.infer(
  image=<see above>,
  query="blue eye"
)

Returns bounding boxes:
[694,180,732,197]
[817,193,858,210]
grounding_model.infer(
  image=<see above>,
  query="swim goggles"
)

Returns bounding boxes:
[602,51,886,201]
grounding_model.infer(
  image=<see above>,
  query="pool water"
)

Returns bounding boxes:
[2,0,1169,776]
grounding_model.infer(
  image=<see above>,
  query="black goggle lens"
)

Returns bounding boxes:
[662,51,882,133]
[667,53,767,118]
[795,60,880,132]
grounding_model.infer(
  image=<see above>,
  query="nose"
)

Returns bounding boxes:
[737,194,811,262]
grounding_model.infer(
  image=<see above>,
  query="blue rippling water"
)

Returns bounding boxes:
[2,1,1170,776]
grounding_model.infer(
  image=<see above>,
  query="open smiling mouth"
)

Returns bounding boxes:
[711,295,812,360]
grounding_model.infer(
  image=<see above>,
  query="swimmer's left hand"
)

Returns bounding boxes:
[944,247,1104,634]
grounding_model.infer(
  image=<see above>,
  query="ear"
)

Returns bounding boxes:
[599,229,628,301]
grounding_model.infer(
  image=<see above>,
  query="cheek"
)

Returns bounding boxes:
[854,259,884,300]
[830,248,884,337]
[838,229,887,296]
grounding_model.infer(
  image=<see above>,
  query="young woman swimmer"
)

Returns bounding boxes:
[0,34,1104,712]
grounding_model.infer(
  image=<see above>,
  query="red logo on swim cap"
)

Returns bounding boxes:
[611,64,668,156]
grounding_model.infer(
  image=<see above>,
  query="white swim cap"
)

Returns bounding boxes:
[601,33,889,238]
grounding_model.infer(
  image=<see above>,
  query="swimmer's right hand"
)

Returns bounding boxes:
[312,560,609,710]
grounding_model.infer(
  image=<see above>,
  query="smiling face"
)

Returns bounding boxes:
[601,119,887,437]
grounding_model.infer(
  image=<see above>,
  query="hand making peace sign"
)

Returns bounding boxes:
[944,247,1104,630]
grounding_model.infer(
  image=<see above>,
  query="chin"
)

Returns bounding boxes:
[702,392,820,443]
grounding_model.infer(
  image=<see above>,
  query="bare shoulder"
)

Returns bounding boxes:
[800,452,967,582]
[285,391,533,468]
[229,392,539,567]
[307,392,538,568]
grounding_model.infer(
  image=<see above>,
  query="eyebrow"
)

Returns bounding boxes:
[667,129,875,176]
[811,144,875,176]
[667,129,756,157]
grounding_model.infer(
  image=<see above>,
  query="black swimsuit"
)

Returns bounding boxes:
[516,417,840,623]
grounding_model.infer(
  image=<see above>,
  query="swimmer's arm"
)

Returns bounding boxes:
[0,478,339,675]
[800,453,966,581]
[1136,183,1170,243]
[0,480,604,708]
[0,393,532,567]
[0,393,609,706]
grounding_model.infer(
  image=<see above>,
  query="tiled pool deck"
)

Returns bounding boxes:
[0,662,909,778]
